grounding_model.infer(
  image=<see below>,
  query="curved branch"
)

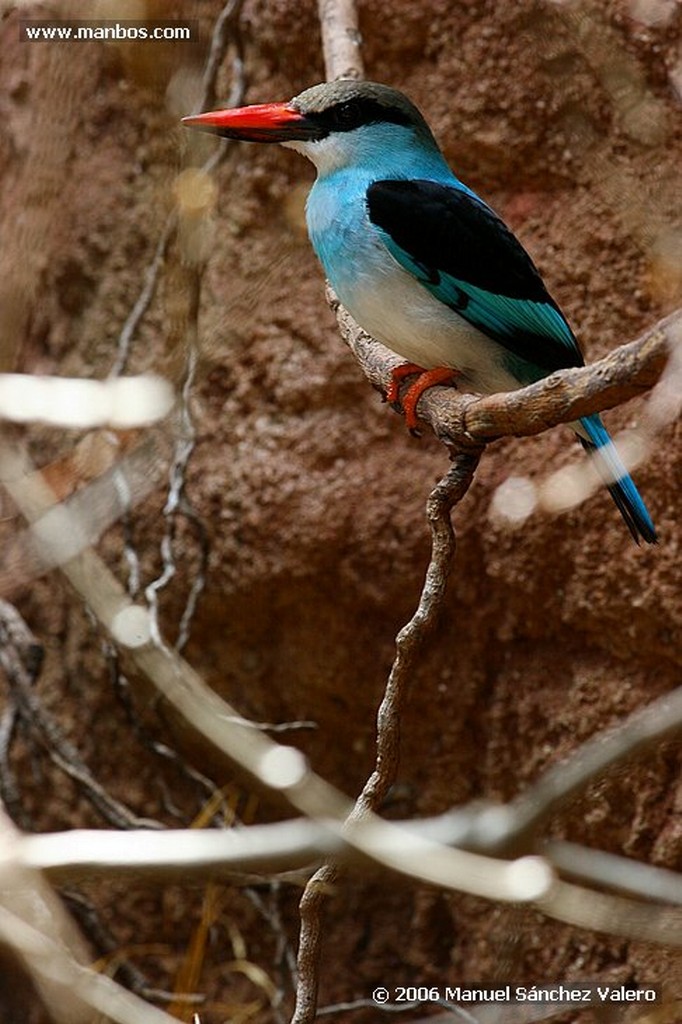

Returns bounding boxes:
[292,456,481,1024]
[330,292,680,445]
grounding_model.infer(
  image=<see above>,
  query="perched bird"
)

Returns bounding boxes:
[183,80,656,544]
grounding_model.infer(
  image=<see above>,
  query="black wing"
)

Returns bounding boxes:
[366,178,583,373]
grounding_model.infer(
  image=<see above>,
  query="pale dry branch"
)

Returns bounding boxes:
[417,682,682,859]
[18,822,333,884]
[14,807,682,917]
[3,588,677,918]
[0,807,181,1024]
[331,292,678,446]
[539,879,682,944]
[546,841,682,907]
[506,682,682,848]
[0,435,168,597]
[317,0,364,81]
[0,373,173,428]
[0,905,180,1024]
[0,599,164,831]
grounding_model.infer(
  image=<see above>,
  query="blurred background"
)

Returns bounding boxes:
[0,0,680,1020]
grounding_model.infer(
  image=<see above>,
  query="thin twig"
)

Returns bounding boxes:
[144,0,248,653]
[0,588,163,832]
[0,699,23,822]
[108,652,228,822]
[102,0,247,666]
[356,454,482,816]
[196,0,246,114]
[109,220,174,379]
[0,601,42,827]
[62,890,163,1000]
[2,659,164,832]
[292,454,481,1024]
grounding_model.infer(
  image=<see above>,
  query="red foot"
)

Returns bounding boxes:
[402,367,460,432]
[385,362,426,405]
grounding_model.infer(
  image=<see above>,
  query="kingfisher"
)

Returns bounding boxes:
[183,80,657,544]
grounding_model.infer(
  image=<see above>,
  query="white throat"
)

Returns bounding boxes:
[283,133,357,175]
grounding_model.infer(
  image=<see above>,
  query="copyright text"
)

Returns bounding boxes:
[372,983,659,1006]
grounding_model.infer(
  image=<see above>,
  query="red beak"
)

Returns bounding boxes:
[181,102,324,143]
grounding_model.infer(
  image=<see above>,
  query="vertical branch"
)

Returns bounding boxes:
[291,868,332,1024]
[291,452,482,1024]
[317,0,364,80]
[354,452,482,817]
[197,0,246,113]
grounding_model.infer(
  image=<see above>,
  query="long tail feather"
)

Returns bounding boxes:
[578,414,657,545]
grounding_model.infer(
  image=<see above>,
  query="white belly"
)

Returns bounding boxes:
[336,259,521,396]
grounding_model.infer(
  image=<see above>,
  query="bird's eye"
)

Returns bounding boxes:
[332,100,362,128]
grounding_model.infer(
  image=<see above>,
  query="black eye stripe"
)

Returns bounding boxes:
[306,97,413,135]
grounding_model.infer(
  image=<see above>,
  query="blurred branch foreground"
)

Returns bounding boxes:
[1,323,681,1024]
[2,465,682,1024]
[0,0,681,1021]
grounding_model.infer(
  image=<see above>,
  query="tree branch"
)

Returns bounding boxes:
[330,291,680,445]
[292,455,481,1024]
[317,0,364,81]
[4,448,682,953]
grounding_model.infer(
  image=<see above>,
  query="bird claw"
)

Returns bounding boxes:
[385,362,425,406]
[384,362,460,433]
[401,366,461,432]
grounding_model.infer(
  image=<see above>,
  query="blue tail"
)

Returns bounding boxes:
[578,414,657,545]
